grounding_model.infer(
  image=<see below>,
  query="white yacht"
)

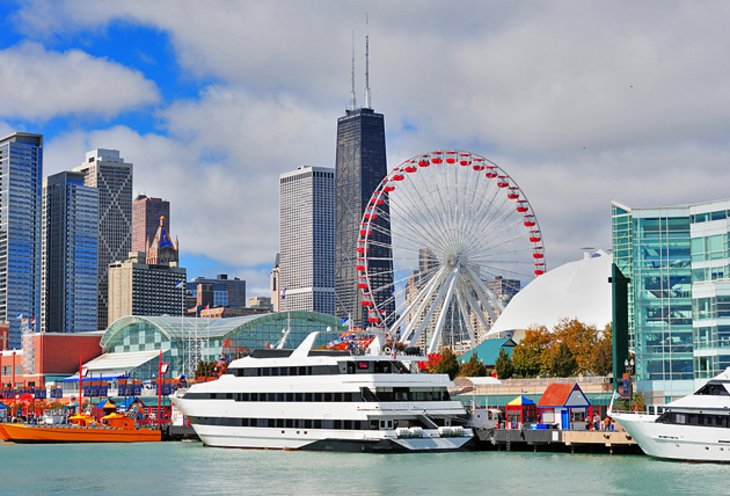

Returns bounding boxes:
[611,368,730,462]
[171,332,474,452]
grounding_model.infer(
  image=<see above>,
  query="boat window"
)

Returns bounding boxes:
[375,361,392,374]
[695,383,730,396]
[357,361,372,372]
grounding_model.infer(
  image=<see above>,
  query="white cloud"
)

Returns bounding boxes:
[14,1,730,276]
[0,42,159,121]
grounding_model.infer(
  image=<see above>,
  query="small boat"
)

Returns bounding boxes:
[611,367,730,462]
[0,411,161,444]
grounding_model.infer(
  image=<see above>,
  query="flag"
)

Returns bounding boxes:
[612,390,621,400]
[175,281,185,289]
[15,313,23,320]
[280,287,287,300]
[341,316,350,325]
[30,318,36,325]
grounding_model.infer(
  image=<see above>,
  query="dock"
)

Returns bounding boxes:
[476,428,641,455]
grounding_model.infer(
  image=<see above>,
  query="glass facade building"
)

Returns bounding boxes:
[0,133,43,349]
[334,108,394,327]
[41,171,99,333]
[612,199,730,401]
[100,312,346,378]
[73,149,133,329]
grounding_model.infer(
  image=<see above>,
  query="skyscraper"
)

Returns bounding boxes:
[132,195,170,254]
[107,219,185,323]
[0,132,43,348]
[41,171,99,333]
[334,99,393,325]
[279,166,335,314]
[73,149,133,328]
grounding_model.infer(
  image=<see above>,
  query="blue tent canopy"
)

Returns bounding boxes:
[0,402,8,409]
[63,373,127,383]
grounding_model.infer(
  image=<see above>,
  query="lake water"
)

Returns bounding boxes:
[1,442,728,495]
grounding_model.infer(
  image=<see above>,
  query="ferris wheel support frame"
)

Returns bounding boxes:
[427,265,461,354]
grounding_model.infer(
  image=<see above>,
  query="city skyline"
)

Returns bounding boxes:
[2,3,730,296]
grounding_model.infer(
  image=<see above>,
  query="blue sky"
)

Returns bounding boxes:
[2,1,730,295]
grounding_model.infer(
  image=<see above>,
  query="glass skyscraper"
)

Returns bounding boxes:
[612,199,730,401]
[0,132,43,349]
[41,171,99,333]
[334,108,394,328]
[73,149,133,329]
[279,166,335,315]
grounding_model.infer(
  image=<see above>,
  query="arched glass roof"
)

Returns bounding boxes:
[101,311,346,349]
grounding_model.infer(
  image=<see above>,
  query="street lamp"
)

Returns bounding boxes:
[623,358,635,399]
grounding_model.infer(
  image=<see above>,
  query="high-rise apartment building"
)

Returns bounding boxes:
[188,274,246,308]
[41,171,98,333]
[612,199,730,401]
[334,107,393,327]
[108,220,184,323]
[73,149,133,329]
[0,133,43,348]
[132,195,170,254]
[279,166,335,314]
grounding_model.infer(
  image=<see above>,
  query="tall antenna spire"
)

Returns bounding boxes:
[364,13,371,109]
[350,30,357,110]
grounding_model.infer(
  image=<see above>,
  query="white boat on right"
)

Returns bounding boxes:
[611,368,730,462]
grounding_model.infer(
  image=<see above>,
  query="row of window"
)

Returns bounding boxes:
[658,411,730,427]
[229,360,411,377]
[189,416,370,430]
[183,388,450,403]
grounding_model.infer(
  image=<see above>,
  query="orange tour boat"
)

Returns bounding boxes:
[0,411,161,443]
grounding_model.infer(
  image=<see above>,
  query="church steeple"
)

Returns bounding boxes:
[146,215,179,266]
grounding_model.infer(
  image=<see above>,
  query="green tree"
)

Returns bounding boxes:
[591,324,613,376]
[511,326,552,377]
[494,348,514,379]
[430,347,460,379]
[458,353,486,377]
[548,342,578,377]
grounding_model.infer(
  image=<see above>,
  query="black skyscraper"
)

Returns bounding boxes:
[335,108,394,327]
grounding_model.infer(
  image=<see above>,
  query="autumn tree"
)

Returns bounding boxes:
[591,324,613,376]
[511,326,551,377]
[429,347,460,379]
[552,318,598,374]
[458,352,487,377]
[495,348,514,379]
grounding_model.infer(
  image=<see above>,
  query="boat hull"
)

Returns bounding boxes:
[612,412,730,462]
[0,423,161,443]
[191,424,472,452]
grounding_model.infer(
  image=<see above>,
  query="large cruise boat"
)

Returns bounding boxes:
[611,368,730,462]
[171,332,474,452]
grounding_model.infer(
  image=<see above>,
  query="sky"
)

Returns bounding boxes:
[2,1,730,296]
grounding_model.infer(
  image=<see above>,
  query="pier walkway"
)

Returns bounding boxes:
[477,428,640,455]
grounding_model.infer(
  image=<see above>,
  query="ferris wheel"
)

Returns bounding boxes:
[357,150,546,354]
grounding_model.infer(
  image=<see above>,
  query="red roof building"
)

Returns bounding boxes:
[537,383,590,430]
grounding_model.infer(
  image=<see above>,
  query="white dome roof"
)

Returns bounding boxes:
[486,250,612,341]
